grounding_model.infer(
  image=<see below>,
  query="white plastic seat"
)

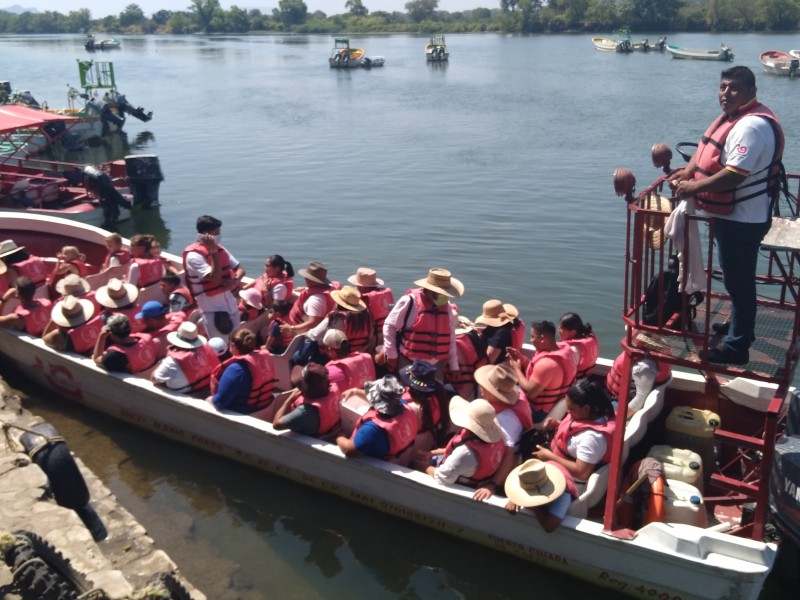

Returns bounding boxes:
[85,264,128,290]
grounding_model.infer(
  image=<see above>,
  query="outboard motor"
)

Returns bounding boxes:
[12,90,40,108]
[790,59,799,79]
[769,390,800,546]
[125,154,164,209]
[41,120,84,152]
[0,81,11,103]
[113,92,153,123]
[83,165,132,227]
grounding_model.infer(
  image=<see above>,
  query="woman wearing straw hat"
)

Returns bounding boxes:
[503,458,578,532]
[0,276,52,336]
[151,321,219,393]
[95,278,145,333]
[474,363,532,449]
[347,267,394,345]
[474,299,515,364]
[380,267,463,378]
[273,363,342,438]
[42,295,102,354]
[0,239,48,289]
[92,314,159,374]
[284,261,336,336]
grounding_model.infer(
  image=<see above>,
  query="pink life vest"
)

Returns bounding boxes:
[64,315,104,355]
[362,287,394,331]
[182,242,234,298]
[211,350,277,410]
[152,312,187,357]
[170,344,220,391]
[488,398,534,433]
[509,317,526,351]
[448,329,488,386]
[551,413,617,466]
[522,344,577,414]
[355,405,418,459]
[288,287,334,325]
[103,304,146,333]
[693,101,784,215]
[106,333,159,373]
[563,334,599,379]
[255,272,294,303]
[326,352,376,391]
[102,249,131,270]
[13,256,48,287]
[291,384,342,436]
[14,298,52,336]
[606,352,672,400]
[442,429,505,485]
[549,460,579,499]
[132,257,164,287]
[399,288,452,361]
[401,389,442,432]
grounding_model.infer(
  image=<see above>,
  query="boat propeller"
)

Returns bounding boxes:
[613,168,636,203]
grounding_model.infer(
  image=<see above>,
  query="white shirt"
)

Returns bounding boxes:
[433,444,478,485]
[566,420,607,466]
[496,407,524,448]
[303,291,329,319]
[184,243,240,314]
[152,356,190,392]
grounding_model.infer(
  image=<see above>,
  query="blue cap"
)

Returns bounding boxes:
[135,300,168,319]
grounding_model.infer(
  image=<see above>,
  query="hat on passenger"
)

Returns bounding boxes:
[51,295,95,328]
[167,321,206,349]
[449,397,502,444]
[454,315,476,335]
[291,363,331,399]
[414,268,464,299]
[208,337,228,356]
[106,314,131,338]
[347,267,384,288]
[55,273,91,296]
[298,261,331,285]
[135,300,168,320]
[474,299,513,328]
[365,375,405,417]
[331,285,366,312]
[238,288,264,310]
[0,239,24,259]
[322,328,348,349]
[504,459,566,508]
[398,360,439,393]
[474,364,518,405]
[503,303,520,319]
[96,278,138,308]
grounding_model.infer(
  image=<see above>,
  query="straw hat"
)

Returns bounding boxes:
[51,295,95,328]
[449,397,502,444]
[474,364,518,405]
[347,267,384,288]
[365,375,405,417]
[475,299,513,327]
[0,259,6,276]
[398,360,440,393]
[0,239,24,259]
[55,273,91,296]
[454,315,476,336]
[503,303,519,319]
[504,459,566,508]
[95,278,138,308]
[331,285,366,312]
[414,268,464,299]
[166,321,207,349]
[298,261,331,285]
[643,194,672,250]
[239,288,264,310]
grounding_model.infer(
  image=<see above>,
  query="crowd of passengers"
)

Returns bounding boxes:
[0,215,672,531]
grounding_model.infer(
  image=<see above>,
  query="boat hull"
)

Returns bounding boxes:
[592,37,620,52]
[759,51,799,77]
[666,45,734,61]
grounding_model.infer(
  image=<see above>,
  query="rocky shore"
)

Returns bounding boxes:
[0,378,205,600]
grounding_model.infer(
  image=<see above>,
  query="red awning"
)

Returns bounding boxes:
[0,105,77,135]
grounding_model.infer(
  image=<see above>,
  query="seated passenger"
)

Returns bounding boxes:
[474,363,531,449]
[237,288,270,343]
[264,300,293,355]
[102,232,131,270]
[447,317,488,400]
[533,379,616,483]
[244,254,294,309]
[606,350,672,418]
[413,397,513,502]
[136,300,186,358]
[504,303,526,351]
[95,278,143,332]
[558,312,599,379]
[398,359,447,444]
[0,239,48,288]
[272,363,342,437]
[151,321,219,393]
[47,245,90,297]
[336,375,418,461]
[0,276,52,336]
[347,267,394,345]
[92,314,159,374]
[503,458,577,533]
[42,295,102,354]
[207,328,277,417]
[150,240,179,275]
[127,233,164,288]
[321,329,376,393]
[160,273,195,315]
[474,299,515,364]
[284,261,335,336]
[329,285,374,353]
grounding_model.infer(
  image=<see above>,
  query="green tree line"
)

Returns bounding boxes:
[0,0,798,35]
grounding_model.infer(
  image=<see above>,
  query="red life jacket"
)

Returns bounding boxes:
[0,277,7,298]
[182,242,234,298]
[14,298,52,336]
[64,315,104,355]
[170,344,219,391]
[132,257,164,287]
[291,384,342,436]
[549,460,579,499]
[267,315,294,349]
[326,352,375,391]
[488,398,534,433]
[67,258,89,277]
[288,287,334,325]
[523,344,577,414]
[103,305,145,333]
[448,329,488,385]
[399,288,452,361]
[255,272,294,302]
[102,249,131,270]
[211,350,277,410]
[343,310,374,352]
[152,312,187,357]
[552,414,617,466]
[401,389,442,432]
[355,405,418,459]
[239,303,266,324]
[606,352,672,399]
[509,317,526,351]
[170,286,196,312]
[13,256,48,286]
[362,287,394,331]
[693,102,785,215]
[442,429,505,485]
[563,334,599,379]
[106,333,159,373]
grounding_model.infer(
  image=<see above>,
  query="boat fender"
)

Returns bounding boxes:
[617,457,666,529]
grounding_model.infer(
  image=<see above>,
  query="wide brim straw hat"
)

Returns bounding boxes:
[474,364,518,405]
[330,285,366,312]
[347,267,384,288]
[643,193,671,250]
[454,315,476,335]
[503,303,519,319]
[504,459,566,508]
[298,261,331,285]
[166,321,207,349]
[0,239,24,259]
[95,278,139,308]
[448,397,502,444]
[51,295,95,328]
[474,299,513,327]
[55,273,91,296]
[414,267,464,299]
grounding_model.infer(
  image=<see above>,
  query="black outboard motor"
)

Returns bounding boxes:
[41,120,85,152]
[0,81,11,103]
[790,59,799,79]
[83,165,132,227]
[769,390,800,546]
[12,90,40,108]
[114,92,153,123]
[125,154,164,209]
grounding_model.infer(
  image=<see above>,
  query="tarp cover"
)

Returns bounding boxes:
[0,105,76,135]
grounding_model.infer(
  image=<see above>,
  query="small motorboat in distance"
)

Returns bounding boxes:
[759,50,800,77]
[85,35,121,51]
[328,38,364,69]
[790,49,800,60]
[425,35,449,62]
[592,37,632,53]
[665,43,734,61]
[361,56,385,68]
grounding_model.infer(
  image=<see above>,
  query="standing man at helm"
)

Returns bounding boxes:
[380,267,463,380]
[670,66,784,365]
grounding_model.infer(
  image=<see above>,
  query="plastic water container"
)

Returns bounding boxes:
[665,406,720,475]
[647,445,704,492]
[339,394,370,437]
[663,479,708,528]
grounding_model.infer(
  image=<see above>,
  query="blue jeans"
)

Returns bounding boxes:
[713,218,771,353]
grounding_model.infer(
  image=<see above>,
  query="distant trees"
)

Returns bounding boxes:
[346,0,369,17]
[405,0,438,22]
[275,0,308,27]
[189,0,221,33]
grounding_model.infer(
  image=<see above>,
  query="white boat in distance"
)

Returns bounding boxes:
[0,205,795,600]
[759,50,800,77]
[666,44,734,61]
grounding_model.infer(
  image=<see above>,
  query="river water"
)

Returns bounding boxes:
[2,31,798,599]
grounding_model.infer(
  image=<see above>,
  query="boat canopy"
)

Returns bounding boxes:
[0,105,76,135]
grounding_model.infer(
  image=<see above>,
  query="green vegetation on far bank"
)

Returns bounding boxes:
[1,0,798,35]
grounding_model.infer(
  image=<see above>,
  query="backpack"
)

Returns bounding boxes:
[642,256,702,328]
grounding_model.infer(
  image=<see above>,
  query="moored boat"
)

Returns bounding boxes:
[329,38,364,69]
[790,49,800,61]
[85,35,121,51]
[666,44,734,61]
[591,37,630,53]
[0,201,797,600]
[759,50,800,77]
[425,35,449,62]
[361,56,385,68]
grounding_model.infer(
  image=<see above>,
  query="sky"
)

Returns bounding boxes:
[11,1,495,19]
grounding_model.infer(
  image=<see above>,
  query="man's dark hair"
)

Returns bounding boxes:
[721,65,756,89]
[160,273,181,285]
[196,215,222,234]
[531,320,556,337]
[13,276,36,300]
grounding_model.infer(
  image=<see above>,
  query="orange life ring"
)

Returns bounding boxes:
[641,474,666,525]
